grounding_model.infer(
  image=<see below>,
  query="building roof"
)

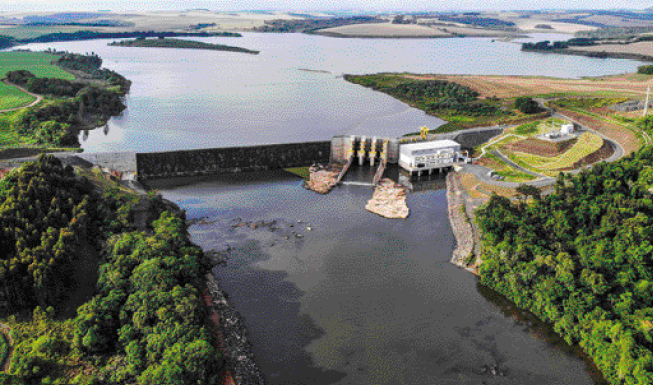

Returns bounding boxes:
[400,139,460,153]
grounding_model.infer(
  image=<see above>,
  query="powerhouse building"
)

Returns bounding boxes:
[398,139,462,175]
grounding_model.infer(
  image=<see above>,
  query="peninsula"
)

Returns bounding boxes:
[109,37,259,54]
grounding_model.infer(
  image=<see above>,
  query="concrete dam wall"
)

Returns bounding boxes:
[136,141,331,180]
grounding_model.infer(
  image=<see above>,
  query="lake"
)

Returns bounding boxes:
[18,32,641,153]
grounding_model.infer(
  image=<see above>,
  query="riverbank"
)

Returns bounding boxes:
[447,172,481,274]
[523,47,653,62]
[205,274,266,385]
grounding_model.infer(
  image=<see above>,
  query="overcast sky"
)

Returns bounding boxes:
[1,0,651,13]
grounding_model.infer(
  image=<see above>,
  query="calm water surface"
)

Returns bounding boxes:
[154,171,601,385]
[18,33,641,152]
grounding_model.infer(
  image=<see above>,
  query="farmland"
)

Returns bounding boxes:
[0,51,74,80]
[0,82,35,110]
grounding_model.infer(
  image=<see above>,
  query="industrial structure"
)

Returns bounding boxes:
[398,139,463,176]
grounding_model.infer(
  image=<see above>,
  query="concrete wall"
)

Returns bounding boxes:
[137,141,331,180]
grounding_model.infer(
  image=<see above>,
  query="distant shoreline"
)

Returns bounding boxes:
[109,37,259,54]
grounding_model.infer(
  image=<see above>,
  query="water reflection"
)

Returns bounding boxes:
[476,282,608,385]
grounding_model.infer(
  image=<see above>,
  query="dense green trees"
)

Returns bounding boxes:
[72,212,222,384]
[345,74,505,118]
[0,155,135,309]
[514,96,540,114]
[522,38,597,51]
[638,65,653,75]
[6,70,85,97]
[0,156,224,384]
[476,146,653,384]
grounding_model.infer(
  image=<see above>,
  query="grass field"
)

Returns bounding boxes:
[0,51,73,80]
[0,25,94,40]
[284,167,310,179]
[0,82,35,110]
[480,153,536,183]
[507,132,604,172]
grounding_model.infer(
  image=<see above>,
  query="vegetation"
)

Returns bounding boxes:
[638,65,653,75]
[0,155,225,384]
[514,97,540,114]
[437,15,516,29]
[508,132,604,172]
[0,51,130,147]
[0,332,9,369]
[109,38,259,54]
[284,167,310,179]
[521,38,597,52]
[345,74,513,132]
[476,146,653,384]
[0,52,74,80]
[6,70,85,97]
[549,97,631,110]
[0,82,36,110]
[0,155,138,310]
[0,30,241,48]
[513,121,540,135]
[253,16,383,33]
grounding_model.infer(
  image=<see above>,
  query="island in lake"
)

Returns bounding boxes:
[109,37,259,54]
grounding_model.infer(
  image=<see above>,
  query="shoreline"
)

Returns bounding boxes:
[446,172,480,275]
[205,273,267,385]
[314,31,527,39]
[523,47,653,62]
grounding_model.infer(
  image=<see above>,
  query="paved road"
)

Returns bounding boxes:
[463,100,629,189]
[0,80,43,113]
[492,149,548,178]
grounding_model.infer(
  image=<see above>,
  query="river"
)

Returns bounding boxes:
[18,32,636,384]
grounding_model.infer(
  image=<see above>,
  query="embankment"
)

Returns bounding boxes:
[137,141,331,180]
[446,172,476,272]
[205,274,266,385]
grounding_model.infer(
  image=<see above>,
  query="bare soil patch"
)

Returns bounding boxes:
[506,137,577,157]
[401,74,653,99]
[557,108,640,155]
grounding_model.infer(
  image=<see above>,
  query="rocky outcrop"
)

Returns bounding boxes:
[365,178,409,219]
[305,164,340,194]
[205,274,266,385]
[447,173,475,269]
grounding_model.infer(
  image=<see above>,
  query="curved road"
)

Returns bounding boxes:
[466,100,629,189]
[0,80,43,113]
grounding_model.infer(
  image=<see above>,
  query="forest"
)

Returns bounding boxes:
[0,156,224,384]
[0,155,137,310]
[521,38,597,51]
[0,31,242,48]
[344,74,497,114]
[109,38,259,54]
[3,52,129,147]
[476,145,653,384]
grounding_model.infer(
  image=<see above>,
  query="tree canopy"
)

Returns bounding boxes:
[476,146,653,384]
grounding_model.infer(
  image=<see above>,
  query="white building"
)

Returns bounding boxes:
[560,124,574,135]
[398,139,462,176]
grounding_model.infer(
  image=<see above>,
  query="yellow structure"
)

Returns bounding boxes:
[420,126,429,140]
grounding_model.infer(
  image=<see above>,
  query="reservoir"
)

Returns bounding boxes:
[18,32,641,152]
[18,32,635,384]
